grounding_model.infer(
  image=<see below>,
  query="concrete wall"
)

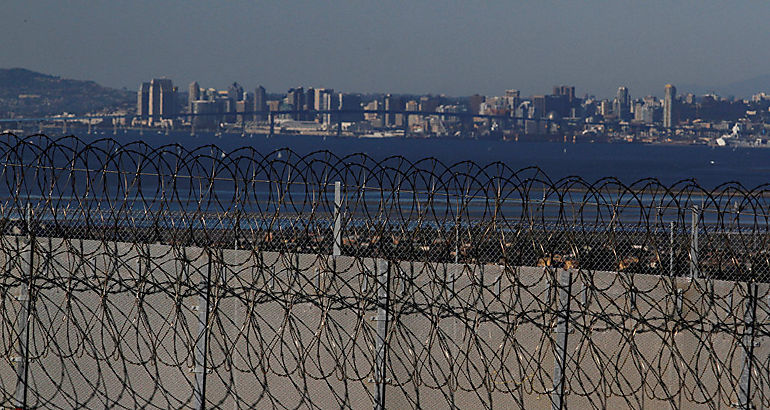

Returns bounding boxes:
[0,236,766,408]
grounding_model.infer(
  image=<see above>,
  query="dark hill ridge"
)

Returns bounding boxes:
[0,68,134,118]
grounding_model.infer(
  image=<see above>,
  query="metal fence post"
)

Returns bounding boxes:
[551,268,572,410]
[454,188,464,264]
[669,221,674,276]
[373,258,389,410]
[13,204,34,409]
[690,206,699,278]
[738,282,757,409]
[193,252,212,410]
[333,181,342,256]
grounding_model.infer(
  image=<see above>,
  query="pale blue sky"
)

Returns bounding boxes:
[3,1,769,98]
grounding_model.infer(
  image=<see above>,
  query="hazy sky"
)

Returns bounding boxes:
[3,1,770,98]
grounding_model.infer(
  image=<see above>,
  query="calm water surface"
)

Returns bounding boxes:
[27,129,770,188]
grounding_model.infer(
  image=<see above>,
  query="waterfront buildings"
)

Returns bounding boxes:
[126,77,770,145]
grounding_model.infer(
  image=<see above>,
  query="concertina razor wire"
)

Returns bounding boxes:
[0,133,768,409]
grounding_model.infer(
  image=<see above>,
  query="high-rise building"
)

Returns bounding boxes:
[286,87,305,120]
[600,100,613,117]
[236,100,248,122]
[188,81,200,112]
[543,86,573,118]
[532,95,546,118]
[225,82,244,122]
[613,86,630,121]
[148,79,176,124]
[419,96,439,113]
[364,100,381,125]
[254,86,267,121]
[663,84,677,128]
[405,100,420,127]
[384,94,404,126]
[314,89,335,123]
[137,82,150,118]
[640,103,658,124]
[502,90,519,112]
[314,88,332,111]
[305,88,315,112]
[338,93,363,122]
[192,100,221,129]
[552,86,575,103]
[321,92,335,124]
[228,83,244,102]
[237,92,254,122]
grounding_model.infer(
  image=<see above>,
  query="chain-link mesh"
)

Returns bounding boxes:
[0,133,769,408]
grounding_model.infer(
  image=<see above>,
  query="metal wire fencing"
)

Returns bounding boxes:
[0,133,769,408]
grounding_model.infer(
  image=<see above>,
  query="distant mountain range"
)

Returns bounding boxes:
[0,68,134,118]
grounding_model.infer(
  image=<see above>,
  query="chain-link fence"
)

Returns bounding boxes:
[1,133,770,408]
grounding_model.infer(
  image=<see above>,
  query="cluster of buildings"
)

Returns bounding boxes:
[134,78,770,145]
[136,79,176,126]
[475,84,675,128]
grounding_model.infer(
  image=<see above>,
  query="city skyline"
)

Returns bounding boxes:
[9,65,770,102]
[114,74,770,148]
[4,2,770,98]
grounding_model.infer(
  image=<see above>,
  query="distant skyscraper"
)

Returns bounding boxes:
[338,93,363,122]
[314,89,335,123]
[405,100,420,127]
[236,99,249,122]
[384,94,403,126]
[188,81,200,112]
[615,86,630,120]
[321,91,335,124]
[552,86,575,103]
[305,88,315,112]
[364,100,382,126]
[600,100,612,117]
[254,85,267,121]
[286,87,304,120]
[148,79,175,124]
[228,82,244,102]
[234,91,254,122]
[532,95,546,118]
[313,88,327,111]
[640,102,658,124]
[224,82,244,122]
[502,90,519,112]
[663,84,677,128]
[137,82,150,118]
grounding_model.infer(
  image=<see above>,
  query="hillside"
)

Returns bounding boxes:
[0,68,135,118]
